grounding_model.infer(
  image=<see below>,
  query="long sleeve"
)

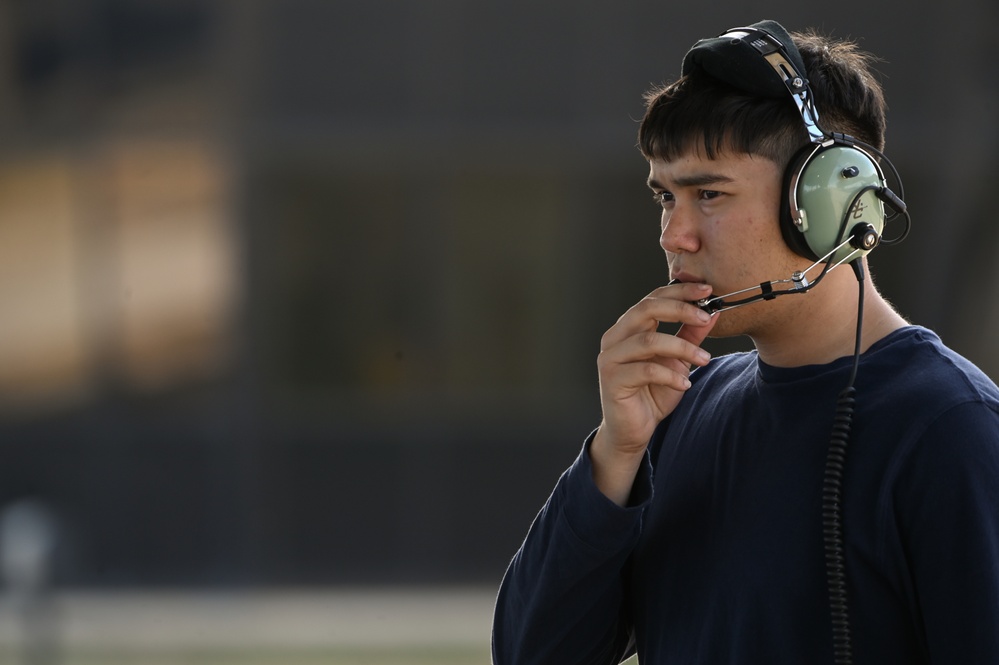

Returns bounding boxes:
[492,433,653,665]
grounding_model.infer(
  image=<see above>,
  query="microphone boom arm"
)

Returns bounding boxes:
[696,231,871,314]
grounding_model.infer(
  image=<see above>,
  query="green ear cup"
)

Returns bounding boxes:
[789,144,886,263]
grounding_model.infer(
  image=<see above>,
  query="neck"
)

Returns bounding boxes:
[751,263,908,368]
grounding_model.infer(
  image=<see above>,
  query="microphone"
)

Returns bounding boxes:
[690,274,808,314]
[695,283,782,314]
[668,277,799,313]
[674,223,880,314]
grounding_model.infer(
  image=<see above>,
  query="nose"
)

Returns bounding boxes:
[659,205,700,255]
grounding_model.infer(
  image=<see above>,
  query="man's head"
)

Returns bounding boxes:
[641,21,895,341]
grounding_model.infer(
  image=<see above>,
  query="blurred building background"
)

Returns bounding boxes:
[0,0,997,599]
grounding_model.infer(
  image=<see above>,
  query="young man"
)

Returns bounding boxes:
[492,19,999,665]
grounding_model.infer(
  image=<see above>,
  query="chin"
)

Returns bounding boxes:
[704,315,740,339]
[704,308,760,340]
[714,301,792,341]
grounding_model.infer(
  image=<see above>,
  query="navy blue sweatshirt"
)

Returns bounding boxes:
[493,326,999,664]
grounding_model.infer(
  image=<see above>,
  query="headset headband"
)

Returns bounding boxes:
[722,28,825,143]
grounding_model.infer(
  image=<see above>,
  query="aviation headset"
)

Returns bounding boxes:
[681,19,910,265]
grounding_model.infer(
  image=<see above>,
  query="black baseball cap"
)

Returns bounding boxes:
[680,19,806,99]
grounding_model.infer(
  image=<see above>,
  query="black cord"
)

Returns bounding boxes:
[822,258,865,665]
[833,134,911,246]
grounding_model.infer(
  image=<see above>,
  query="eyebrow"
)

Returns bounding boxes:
[646,172,735,190]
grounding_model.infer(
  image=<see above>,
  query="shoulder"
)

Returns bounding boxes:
[863,326,999,485]
[862,326,999,413]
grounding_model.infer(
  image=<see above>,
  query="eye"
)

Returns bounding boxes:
[653,191,674,208]
[699,190,722,201]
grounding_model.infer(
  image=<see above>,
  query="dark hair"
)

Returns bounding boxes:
[638,29,887,167]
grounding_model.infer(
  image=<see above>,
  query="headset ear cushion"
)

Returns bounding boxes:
[780,143,821,261]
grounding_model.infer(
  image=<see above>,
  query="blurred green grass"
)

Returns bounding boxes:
[0,588,652,665]
[0,587,498,665]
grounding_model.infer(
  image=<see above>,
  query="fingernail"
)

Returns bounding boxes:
[696,349,711,362]
[697,309,711,323]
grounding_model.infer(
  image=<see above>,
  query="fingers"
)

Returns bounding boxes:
[599,355,698,393]
[677,307,720,349]
[601,282,714,351]
[599,328,712,375]
[650,281,713,301]
[598,282,717,398]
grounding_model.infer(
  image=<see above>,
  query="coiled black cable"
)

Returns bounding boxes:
[824,385,856,664]
[822,258,865,665]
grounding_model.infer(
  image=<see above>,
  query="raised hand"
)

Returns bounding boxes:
[590,282,718,505]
